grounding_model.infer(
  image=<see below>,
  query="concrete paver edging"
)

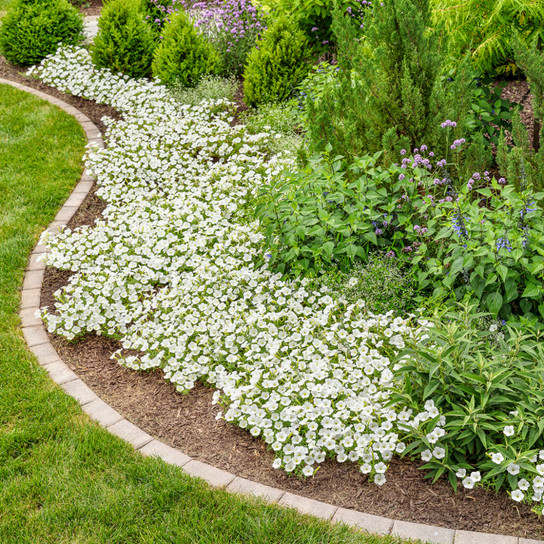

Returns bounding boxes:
[3,76,540,544]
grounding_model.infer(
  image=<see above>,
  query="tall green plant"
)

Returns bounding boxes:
[496,37,544,195]
[92,0,156,78]
[305,0,477,167]
[151,9,221,86]
[243,16,311,107]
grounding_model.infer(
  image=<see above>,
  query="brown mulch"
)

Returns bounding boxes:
[0,57,120,135]
[3,51,541,538]
[81,0,103,17]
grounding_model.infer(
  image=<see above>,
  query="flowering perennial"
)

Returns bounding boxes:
[26,48,544,511]
[29,46,436,484]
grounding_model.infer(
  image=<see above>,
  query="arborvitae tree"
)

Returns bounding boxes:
[92,0,156,78]
[0,0,83,66]
[243,16,311,107]
[151,10,221,87]
[305,0,477,166]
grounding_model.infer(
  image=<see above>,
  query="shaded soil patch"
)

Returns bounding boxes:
[6,55,539,538]
[81,0,103,17]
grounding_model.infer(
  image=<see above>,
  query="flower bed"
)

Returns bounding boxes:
[30,47,544,518]
[32,46,435,483]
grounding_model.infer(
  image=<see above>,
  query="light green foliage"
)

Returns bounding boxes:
[431,0,544,75]
[388,302,544,508]
[316,254,417,315]
[305,0,478,165]
[91,0,156,78]
[258,0,366,44]
[152,9,221,87]
[0,0,83,66]
[170,74,238,105]
[243,16,311,107]
[242,100,303,154]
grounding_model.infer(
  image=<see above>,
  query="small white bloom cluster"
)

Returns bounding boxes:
[30,46,435,482]
[491,449,544,505]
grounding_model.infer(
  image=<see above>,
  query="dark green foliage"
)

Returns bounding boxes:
[305,0,477,166]
[243,16,311,107]
[151,10,221,87]
[91,0,156,78]
[0,0,83,66]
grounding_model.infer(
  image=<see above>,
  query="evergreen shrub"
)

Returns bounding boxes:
[243,16,311,107]
[92,0,156,78]
[152,10,221,87]
[305,0,479,167]
[0,0,84,66]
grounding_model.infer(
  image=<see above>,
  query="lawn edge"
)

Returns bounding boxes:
[2,76,538,544]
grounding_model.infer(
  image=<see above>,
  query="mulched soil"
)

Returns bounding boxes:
[81,0,103,17]
[2,49,542,539]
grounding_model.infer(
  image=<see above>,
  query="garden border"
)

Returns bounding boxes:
[2,76,541,544]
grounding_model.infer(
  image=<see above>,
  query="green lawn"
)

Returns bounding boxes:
[0,83,412,544]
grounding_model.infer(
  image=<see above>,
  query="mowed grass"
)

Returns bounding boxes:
[0,83,414,544]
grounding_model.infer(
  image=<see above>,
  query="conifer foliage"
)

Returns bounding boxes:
[92,0,156,78]
[151,10,221,87]
[0,0,83,66]
[305,0,475,163]
[243,16,311,107]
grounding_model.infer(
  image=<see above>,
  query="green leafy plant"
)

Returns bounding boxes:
[241,100,303,154]
[92,0,156,78]
[305,0,479,166]
[387,302,544,511]
[152,9,221,87]
[315,253,417,315]
[431,0,544,75]
[259,124,544,318]
[170,74,238,105]
[0,0,83,66]
[243,15,311,107]
[258,0,367,46]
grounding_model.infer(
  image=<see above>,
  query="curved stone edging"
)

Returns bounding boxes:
[2,77,539,544]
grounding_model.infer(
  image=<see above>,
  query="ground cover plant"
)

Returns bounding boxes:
[31,46,436,486]
[28,43,544,519]
[0,82,407,544]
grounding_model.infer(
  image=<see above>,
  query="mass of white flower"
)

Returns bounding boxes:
[28,46,441,483]
[27,47,544,508]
